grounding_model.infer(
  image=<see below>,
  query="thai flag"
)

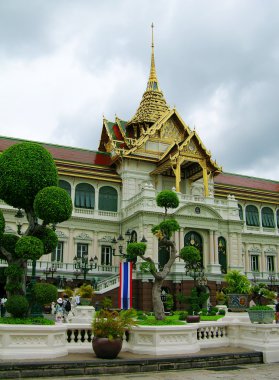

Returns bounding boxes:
[119,261,133,309]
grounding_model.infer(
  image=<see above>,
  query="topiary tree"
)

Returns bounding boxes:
[0,142,72,304]
[127,190,180,320]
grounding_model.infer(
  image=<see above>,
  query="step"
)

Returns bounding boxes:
[0,350,263,378]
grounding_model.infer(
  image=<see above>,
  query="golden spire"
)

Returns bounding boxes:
[147,23,159,91]
[127,24,169,127]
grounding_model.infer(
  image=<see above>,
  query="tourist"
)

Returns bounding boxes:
[249,298,256,307]
[275,295,279,324]
[55,298,64,323]
[75,294,80,306]
[63,294,72,322]
[0,295,7,317]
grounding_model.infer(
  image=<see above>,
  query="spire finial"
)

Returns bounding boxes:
[151,22,154,48]
[147,23,159,91]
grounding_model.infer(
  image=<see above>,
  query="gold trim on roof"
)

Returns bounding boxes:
[127,24,169,126]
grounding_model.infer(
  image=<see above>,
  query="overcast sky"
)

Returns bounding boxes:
[0,0,279,181]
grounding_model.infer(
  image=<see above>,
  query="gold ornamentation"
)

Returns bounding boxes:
[161,120,181,141]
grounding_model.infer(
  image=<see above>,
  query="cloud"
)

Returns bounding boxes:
[0,0,279,180]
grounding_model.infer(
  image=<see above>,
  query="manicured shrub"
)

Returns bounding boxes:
[180,246,201,262]
[34,186,72,224]
[126,242,146,259]
[32,227,58,255]
[0,142,58,210]
[218,309,226,315]
[2,234,20,257]
[32,283,58,305]
[14,236,44,260]
[156,190,179,210]
[5,295,29,318]
[0,210,5,240]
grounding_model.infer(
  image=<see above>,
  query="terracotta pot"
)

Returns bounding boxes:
[186,315,200,323]
[92,337,123,359]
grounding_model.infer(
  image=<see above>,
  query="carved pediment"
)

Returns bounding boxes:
[160,118,184,143]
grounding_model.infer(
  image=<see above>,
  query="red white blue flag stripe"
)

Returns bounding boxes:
[119,262,133,309]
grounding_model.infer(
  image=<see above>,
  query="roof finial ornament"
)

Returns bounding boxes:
[147,22,159,91]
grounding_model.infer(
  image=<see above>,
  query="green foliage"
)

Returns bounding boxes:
[152,219,180,239]
[224,270,251,294]
[251,283,276,303]
[64,287,74,297]
[92,309,138,340]
[156,190,179,210]
[200,315,224,321]
[0,142,58,210]
[4,264,23,294]
[77,283,94,298]
[126,242,146,259]
[176,292,187,304]
[32,283,58,305]
[218,309,226,315]
[102,296,113,310]
[138,315,185,326]
[165,294,174,310]
[32,227,58,255]
[139,261,156,273]
[5,295,29,318]
[180,246,201,263]
[216,291,227,304]
[0,317,55,325]
[0,210,5,241]
[4,263,23,278]
[2,234,20,257]
[249,305,274,310]
[15,236,44,260]
[178,311,188,320]
[186,288,209,315]
[34,186,72,224]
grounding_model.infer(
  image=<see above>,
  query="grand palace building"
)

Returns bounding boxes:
[0,30,279,310]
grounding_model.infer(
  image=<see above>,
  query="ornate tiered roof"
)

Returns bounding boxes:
[127,24,169,127]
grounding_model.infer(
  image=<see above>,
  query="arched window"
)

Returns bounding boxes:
[238,204,243,220]
[98,186,118,212]
[246,205,259,226]
[184,231,203,265]
[218,237,227,274]
[261,207,275,228]
[59,180,71,196]
[75,183,95,209]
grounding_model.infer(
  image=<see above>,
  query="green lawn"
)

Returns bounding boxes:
[137,313,224,326]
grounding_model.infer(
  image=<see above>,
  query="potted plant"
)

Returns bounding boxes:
[248,305,275,324]
[216,290,226,305]
[92,308,138,359]
[76,284,94,305]
[224,270,251,311]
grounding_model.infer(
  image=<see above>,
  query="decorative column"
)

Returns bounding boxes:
[207,230,221,274]
[201,161,209,197]
[244,243,250,273]
[179,229,184,250]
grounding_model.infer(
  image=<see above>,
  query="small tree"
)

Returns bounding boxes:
[0,142,72,307]
[127,190,180,320]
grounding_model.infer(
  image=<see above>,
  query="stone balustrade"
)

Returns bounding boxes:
[1,315,279,363]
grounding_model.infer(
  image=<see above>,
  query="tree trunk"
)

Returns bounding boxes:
[152,278,165,320]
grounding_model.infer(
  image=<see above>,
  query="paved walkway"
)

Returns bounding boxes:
[18,363,279,380]
[0,346,252,363]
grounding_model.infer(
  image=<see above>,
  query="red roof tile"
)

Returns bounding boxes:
[0,137,112,167]
[215,173,279,192]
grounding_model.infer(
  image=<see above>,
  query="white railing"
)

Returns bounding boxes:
[2,315,279,362]
[95,274,120,292]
